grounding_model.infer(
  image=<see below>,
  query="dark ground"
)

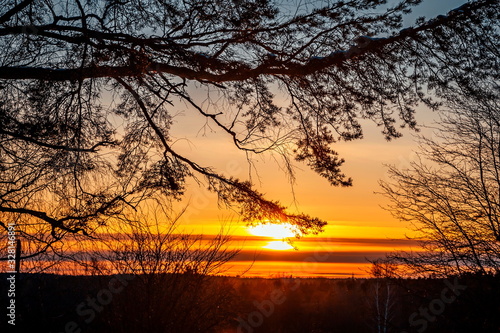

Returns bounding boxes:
[1,273,499,333]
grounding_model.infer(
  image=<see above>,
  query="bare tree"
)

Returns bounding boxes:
[0,0,498,260]
[93,201,239,276]
[380,77,500,276]
[76,201,240,332]
[367,260,399,333]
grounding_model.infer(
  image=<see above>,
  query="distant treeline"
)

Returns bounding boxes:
[1,273,499,333]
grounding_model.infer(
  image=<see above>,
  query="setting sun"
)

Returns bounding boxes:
[263,241,295,250]
[247,223,299,238]
[247,223,299,251]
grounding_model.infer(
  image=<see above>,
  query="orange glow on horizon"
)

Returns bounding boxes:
[247,222,298,238]
[247,222,300,251]
[263,241,295,250]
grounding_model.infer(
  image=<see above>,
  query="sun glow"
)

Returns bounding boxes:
[247,223,298,238]
[247,223,299,251]
[263,241,294,250]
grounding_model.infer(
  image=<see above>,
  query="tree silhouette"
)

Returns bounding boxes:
[84,203,239,332]
[380,60,500,277]
[0,0,498,259]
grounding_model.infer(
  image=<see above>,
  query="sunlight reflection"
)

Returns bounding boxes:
[263,241,294,250]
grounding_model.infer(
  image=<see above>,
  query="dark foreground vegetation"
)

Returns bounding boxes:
[2,273,499,333]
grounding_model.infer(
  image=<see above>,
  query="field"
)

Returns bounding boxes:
[2,273,499,333]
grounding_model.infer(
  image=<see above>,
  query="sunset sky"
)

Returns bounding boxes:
[3,1,496,332]
[160,0,466,278]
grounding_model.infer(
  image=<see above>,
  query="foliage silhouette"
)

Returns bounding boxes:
[0,0,498,260]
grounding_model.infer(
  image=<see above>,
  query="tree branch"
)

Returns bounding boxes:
[0,0,494,82]
[0,0,35,24]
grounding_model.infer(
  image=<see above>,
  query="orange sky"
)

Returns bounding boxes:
[0,1,469,278]
[7,1,464,279]
[164,103,437,278]
[151,1,466,278]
